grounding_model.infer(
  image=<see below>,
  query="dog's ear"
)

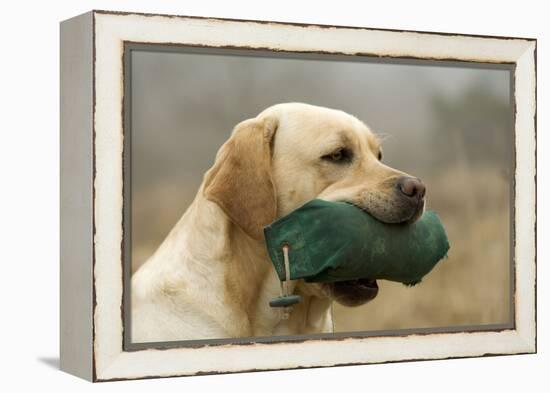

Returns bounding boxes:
[203,116,278,240]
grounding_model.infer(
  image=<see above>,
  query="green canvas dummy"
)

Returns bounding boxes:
[263,199,449,307]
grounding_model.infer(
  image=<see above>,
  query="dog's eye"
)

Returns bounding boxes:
[330,150,343,161]
[322,148,352,164]
[377,150,383,161]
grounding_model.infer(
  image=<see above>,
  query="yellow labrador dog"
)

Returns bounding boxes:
[132,103,425,343]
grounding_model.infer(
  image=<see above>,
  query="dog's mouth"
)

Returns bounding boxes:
[345,199,424,225]
[324,201,422,307]
[308,194,424,307]
[327,278,379,307]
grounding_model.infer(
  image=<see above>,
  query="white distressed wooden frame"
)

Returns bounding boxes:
[60,10,536,382]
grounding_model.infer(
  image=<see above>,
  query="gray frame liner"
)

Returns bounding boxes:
[122,42,516,351]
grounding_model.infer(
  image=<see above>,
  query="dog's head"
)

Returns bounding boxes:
[204,103,425,307]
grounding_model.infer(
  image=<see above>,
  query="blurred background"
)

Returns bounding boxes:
[130,48,513,332]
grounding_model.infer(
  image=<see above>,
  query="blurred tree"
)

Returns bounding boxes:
[429,79,512,174]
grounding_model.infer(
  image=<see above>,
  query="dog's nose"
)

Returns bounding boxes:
[396,177,426,201]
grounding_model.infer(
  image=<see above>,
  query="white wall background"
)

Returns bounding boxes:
[0,0,546,391]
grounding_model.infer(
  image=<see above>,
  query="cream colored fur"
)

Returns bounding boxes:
[131,103,412,342]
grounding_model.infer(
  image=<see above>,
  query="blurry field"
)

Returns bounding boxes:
[130,48,513,331]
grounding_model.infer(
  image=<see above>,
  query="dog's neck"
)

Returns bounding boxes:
[134,191,333,338]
